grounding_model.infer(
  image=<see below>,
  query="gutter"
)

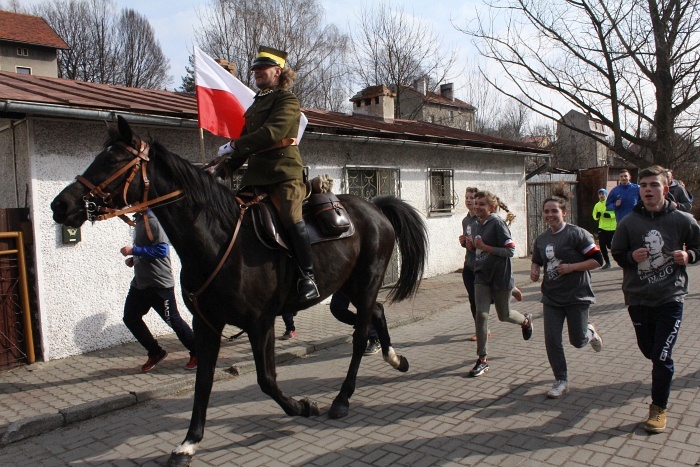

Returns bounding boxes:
[0,101,199,128]
[304,132,548,158]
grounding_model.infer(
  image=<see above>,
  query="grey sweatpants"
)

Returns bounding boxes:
[543,303,591,381]
[474,284,527,358]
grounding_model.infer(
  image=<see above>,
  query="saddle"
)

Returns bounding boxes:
[239,176,355,251]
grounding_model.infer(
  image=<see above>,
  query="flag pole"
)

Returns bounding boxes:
[199,127,206,163]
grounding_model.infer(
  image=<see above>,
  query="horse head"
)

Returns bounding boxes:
[51,116,157,227]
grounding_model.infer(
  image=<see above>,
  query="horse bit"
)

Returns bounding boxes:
[75,140,184,238]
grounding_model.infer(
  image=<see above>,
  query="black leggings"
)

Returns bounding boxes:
[123,286,195,357]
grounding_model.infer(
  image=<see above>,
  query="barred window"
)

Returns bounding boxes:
[428,168,455,214]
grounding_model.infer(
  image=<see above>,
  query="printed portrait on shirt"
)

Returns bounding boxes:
[637,229,674,282]
[545,243,562,280]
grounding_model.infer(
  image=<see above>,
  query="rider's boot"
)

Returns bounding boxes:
[289,220,320,301]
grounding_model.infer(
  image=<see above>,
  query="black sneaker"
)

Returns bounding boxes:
[601,263,611,269]
[364,339,381,355]
[522,313,533,340]
[469,358,489,377]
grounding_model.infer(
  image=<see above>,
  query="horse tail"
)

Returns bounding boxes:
[372,195,428,303]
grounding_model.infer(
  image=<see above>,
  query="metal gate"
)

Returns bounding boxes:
[0,209,38,370]
[345,167,400,285]
[526,181,578,255]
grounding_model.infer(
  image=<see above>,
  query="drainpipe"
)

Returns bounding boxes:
[0,101,199,128]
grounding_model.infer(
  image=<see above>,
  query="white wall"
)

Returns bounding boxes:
[28,118,527,360]
[303,138,528,278]
[29,118,223,361]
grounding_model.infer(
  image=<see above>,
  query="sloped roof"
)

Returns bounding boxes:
[0,11,69,49]
[399,85,476,111]
[0,71,547,154]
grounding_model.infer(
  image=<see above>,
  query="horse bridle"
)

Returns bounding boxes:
[76,140,184,236]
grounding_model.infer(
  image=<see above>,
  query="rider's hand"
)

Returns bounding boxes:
[120,246,133,256]
[218,141,235,158]
[125,257,134,267]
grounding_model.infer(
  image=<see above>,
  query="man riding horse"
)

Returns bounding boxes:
[216,46,319,302]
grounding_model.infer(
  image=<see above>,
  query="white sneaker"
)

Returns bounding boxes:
[588,323,603,352]
[547,380,569,398]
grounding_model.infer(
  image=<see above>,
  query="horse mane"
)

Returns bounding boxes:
[104,130,239,231]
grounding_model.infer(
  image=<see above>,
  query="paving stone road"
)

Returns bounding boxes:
[0,260,699,466]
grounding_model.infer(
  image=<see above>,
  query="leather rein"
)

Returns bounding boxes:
[76,139,267,341]
[182,191,267,341]
[76,141,184,239]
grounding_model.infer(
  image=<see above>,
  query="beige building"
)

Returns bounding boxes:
[555,109,610,170]
[394,81,476,132]
[0,10,68,78]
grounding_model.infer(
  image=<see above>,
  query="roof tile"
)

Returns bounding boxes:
[0,71,546,154]
[0,10,69,49]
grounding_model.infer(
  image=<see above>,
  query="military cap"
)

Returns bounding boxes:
[251,46,288,70]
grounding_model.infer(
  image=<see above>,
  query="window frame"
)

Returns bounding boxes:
[15,66,31,75]
[427,167,455,216]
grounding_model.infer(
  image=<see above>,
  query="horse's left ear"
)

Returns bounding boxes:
[117,116,139,147]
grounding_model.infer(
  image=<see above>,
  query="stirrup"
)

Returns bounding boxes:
[298,275,320,301]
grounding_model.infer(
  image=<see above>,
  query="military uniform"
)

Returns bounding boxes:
[221,44,319,302]
[232,86,303,186]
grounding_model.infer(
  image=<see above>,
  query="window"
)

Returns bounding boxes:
[16,47,28,56]
[428,168,455,214]
[15,66,31,75]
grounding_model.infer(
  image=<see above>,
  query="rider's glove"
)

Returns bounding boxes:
[218,141,235,158]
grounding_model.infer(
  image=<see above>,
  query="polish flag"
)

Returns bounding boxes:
[194,46,308,142]
[194,46,253,140]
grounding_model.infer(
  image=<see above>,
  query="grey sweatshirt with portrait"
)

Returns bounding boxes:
[611,201,700,306]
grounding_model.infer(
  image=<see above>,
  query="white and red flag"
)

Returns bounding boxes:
[194,46,308,142]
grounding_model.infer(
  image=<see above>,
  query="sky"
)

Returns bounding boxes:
[15,0,487,98]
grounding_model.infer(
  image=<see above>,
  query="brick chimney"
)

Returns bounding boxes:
[349,85,396,120]
[215,58,236,75]
[440,83,454,101]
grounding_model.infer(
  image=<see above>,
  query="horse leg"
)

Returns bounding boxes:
[167,315,222,467]
[372,303,409,372]
[248,321,320,417]
[329,299,374,419]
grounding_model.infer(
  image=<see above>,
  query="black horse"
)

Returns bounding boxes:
[51,117,427,466]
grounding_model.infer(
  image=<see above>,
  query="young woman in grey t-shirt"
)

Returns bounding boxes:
[465,191,533,377]
[530,186,604,398]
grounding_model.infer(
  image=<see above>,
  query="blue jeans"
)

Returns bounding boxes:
[628,301,683,409]
[123,286,195,357]
[282,312,296,332]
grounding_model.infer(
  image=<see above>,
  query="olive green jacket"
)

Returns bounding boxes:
[228,86,303,186]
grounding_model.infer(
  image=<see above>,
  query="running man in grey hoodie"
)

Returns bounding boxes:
[611,165,700,434]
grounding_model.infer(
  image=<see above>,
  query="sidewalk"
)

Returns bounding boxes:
[0,257,478,445]
[2,255,698,464]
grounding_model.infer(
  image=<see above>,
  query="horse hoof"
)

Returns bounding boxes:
[300,398,320,417]
[397,355,409,372]
[329,400,349,419]
[166,452,193,467]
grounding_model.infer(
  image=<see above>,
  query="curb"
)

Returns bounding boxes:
[0,335,352,446]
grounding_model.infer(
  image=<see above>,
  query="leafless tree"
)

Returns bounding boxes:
[0,0,23,12]
[462,65,503,133]
[31,0,170,89]
[194,0,350,110]
[460,0,700,170]
[497,96,531,140]
[116,9,170,89]
[350,2,459,118]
